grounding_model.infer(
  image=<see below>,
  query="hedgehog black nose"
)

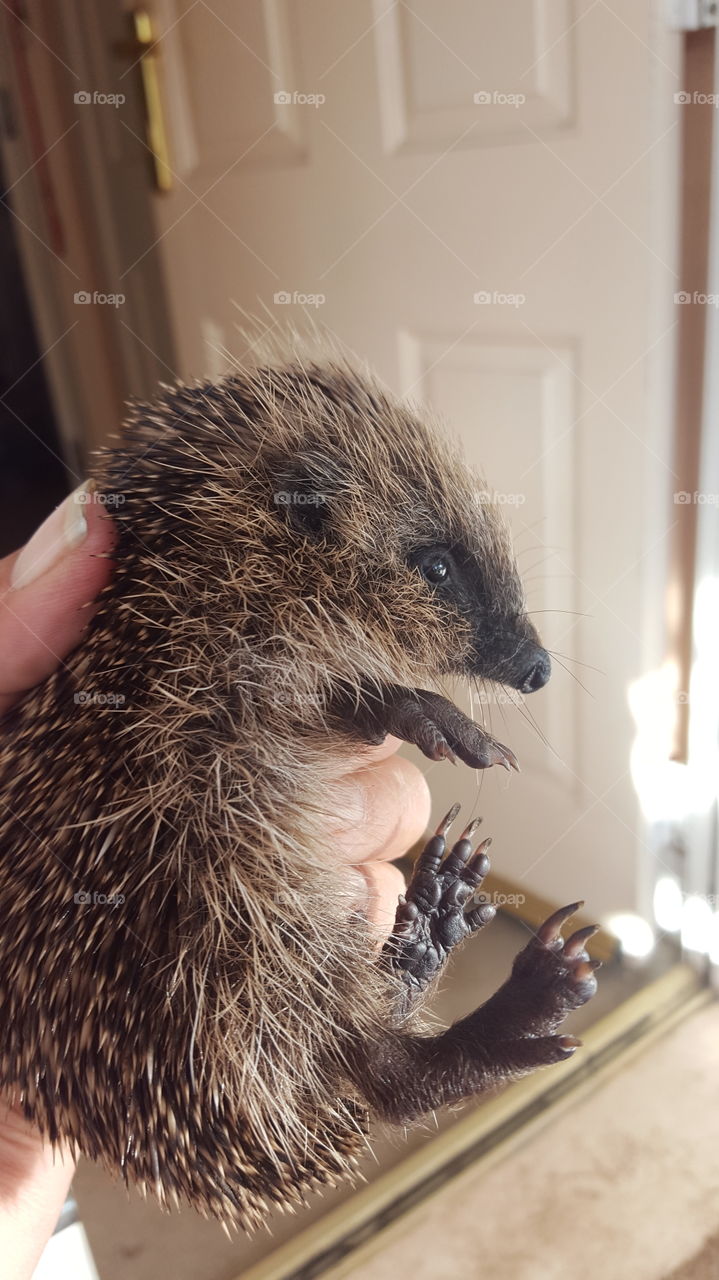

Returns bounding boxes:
[518,650,551,694]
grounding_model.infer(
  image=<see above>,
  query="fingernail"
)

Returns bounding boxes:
[10,480,94,591]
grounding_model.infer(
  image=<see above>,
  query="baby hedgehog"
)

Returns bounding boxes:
[0,358,598,1229]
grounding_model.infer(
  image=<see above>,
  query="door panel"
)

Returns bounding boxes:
[157,0,306,177]
[374,0,573,149]
[114,0,680,920]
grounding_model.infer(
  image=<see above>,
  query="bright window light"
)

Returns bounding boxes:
[653,876,683,932]
[605,912,655,959]
[681,895,714,954]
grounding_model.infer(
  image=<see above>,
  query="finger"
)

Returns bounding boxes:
[328,752,432,865]
[0,483,115,716]
[0,1103,75,1278]
[355,860,407,942]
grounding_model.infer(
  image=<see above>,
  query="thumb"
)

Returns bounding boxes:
[0,481,115,717]
[0,1105,75,1280]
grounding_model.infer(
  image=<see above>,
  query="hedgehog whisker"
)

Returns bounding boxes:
[546,652,596,699]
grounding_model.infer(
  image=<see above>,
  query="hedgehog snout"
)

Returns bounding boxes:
[471,618,552,695]
[516,647,552,694]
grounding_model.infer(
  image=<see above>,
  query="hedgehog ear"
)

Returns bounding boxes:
[273,473,332,538]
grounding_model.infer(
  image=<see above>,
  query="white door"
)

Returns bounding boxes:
[106,0,680,922]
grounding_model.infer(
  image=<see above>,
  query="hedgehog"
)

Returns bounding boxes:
[0,356,598,1230]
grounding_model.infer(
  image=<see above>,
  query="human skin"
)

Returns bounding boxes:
[0,487,429,1278]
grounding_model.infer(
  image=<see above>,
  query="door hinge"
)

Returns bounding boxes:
[666,0,719,29]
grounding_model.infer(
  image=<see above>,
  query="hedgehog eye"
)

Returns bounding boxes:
[420,554,450,585]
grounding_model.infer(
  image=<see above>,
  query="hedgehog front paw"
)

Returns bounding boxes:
[383,804,495,1010]
[341,684,519,772]
[384,688,519,772]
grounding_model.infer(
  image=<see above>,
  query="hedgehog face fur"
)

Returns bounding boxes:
[153,362,548,714]
[266,365,549,697]
[0,356,568,1232]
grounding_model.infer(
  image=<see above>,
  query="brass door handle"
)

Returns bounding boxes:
[115,8,172,193]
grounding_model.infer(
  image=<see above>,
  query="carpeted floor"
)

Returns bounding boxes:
[346,1001,719,1280]
[667,1231,719,1280]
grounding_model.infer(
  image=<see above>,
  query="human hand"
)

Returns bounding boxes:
[0,482,429,1276]
[0,482,114,1278]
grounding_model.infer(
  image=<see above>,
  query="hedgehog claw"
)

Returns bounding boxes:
[433,737,457,764]
[436,803,461,836]
[563,924,599,958]
[537,901,584,945]
[460,817,482,842]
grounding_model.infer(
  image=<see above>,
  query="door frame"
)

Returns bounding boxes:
[0,0,177,469]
